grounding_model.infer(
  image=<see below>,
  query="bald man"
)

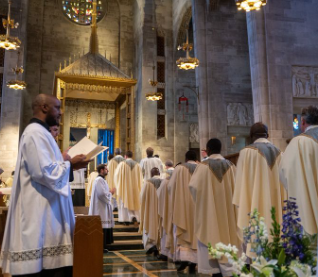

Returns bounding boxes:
[140,147,164,180]
[233,122,286,252]
[139,167,162,256]
[0,94,90,276]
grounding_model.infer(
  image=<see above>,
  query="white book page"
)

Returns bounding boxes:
[68,137,108,160]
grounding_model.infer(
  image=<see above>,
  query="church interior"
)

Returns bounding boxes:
[0,0,318,276]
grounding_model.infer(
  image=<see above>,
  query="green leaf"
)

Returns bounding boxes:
[277,249,286,266]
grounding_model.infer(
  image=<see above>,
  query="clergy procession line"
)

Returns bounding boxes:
[0,93,317,277]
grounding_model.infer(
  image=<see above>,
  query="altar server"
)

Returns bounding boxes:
[169,151,198,272]
[89,164,115,252]
[189,138,240,276]
[106,148,124,210]
[157,165,174,261]
[0,94,89,276]
[139,168,162,255]
[280,106,318,235]
[140,147,164,180]
[114,150,143,224]
[233,122,286,240]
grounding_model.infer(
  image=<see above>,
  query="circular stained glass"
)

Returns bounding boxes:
[61,0,106,25]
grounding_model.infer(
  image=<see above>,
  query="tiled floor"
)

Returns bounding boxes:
[103,250,211,277]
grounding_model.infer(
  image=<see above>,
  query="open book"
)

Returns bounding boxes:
[68,137,108,161]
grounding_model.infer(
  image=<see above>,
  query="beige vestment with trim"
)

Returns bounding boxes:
[114,158,143,212]
[233,138,286,239]
[169,162,197,252]
[279,126,318,235]
[189,155,240,248]
[106,155,125,197]
[139,176,162,249]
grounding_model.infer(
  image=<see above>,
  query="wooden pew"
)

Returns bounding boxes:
[73,215,103,277]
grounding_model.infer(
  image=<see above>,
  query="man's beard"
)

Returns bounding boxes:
[46,114,59,127]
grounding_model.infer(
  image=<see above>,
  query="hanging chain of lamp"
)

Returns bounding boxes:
[235,0,267,12]
[146,65,163,101]
[0,0,21,50]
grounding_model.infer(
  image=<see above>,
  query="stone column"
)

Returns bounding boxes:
[246,8,293,150]
[0,0,28,179]
[192,0,228,154]
[246,11,271,128]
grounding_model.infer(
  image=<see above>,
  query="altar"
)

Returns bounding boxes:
[53,1,136,171]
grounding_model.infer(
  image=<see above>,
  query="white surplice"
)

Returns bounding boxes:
[140,157,164,180]
[0,122,74,275]
[88,176,114,229]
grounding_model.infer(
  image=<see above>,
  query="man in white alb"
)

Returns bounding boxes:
[0,94,89,276]
[280,106,318,235]
[140,147,164,180]
[114,150,143,224]
[89,164,115,252]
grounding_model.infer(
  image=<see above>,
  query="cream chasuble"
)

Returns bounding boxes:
[139,176,162,250]
[140,157,164,180]
[189,155,239,248]
[279,126,318,235]
[168,162,197,262]
[114,159,143,222]
[1,123,74,275]
[89,176,114,229]
[106,155,125,191]
[189,155,240,275]
[233,138,286,239]
[157,169,174,258]
[87,171,98,199]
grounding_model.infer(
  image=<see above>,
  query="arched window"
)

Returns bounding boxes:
[61,0,106,25]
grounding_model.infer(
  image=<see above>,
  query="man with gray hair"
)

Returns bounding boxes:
[162,160,174,179]
[280,106,318,235]
[107,148,124,210]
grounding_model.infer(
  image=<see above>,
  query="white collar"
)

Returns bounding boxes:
[166,167,174,171]
[254,138,271,144]
[209,154,224,160]
[126,158,132,161]
[116,155,122,157]
[305,125,318,132]
[187,160,197,164]
[152,175,161,179]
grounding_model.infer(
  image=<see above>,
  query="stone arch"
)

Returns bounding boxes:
[175,6,192,49]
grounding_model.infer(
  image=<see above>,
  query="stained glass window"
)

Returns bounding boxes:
[61,0,106,25]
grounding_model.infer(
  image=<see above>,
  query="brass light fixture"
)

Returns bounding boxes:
[176,30,199,70]
[146,66,163,101]
[0,1,21,50]
[235,0,267,12]
[7,51,26,90]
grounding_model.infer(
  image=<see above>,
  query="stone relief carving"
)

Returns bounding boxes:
[292,66,318,98]
[227,103,253,126]
[189,123,199,143]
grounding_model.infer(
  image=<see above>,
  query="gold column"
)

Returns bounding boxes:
[56,79,65,151]
[115,102,120,148]
[130,87,135,155]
